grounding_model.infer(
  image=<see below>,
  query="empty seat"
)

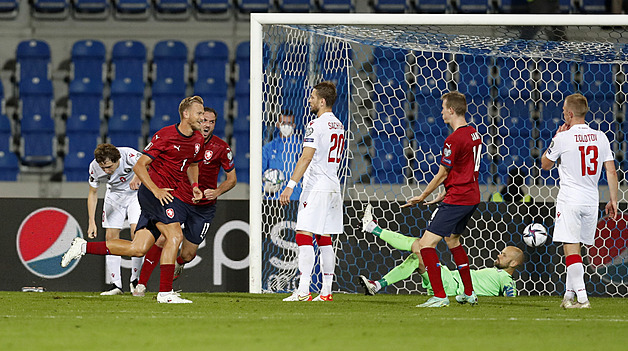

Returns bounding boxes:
[0,0,18,18]
[19,77,54,130]
[414,0,448,13]
[277,0,312,12]
[18,78,56,167]
[456,52,492,99]
[16,40,51,83]
[32,0,70,19]
[0,150,19,180]
[113,0,150,19]
[371,0,408,13]
[112,40,147,82]
[72,0,110,19]
[152,40,188,84]
[194,40,229,85]
[579,0,606,13]
[67,77,104,135]
[372,46,407,85]
[0,113,12,152]
[235,41,251,97]
[236,0,270,14]
[194,77,227,138]
[193,0,230,19]
[318,0,354,12]
[66,132,100,154]
[71,39,106,82]
[154,0,191,19]
[371,134,406,184]
[150,78,186,137]
[232,131,250,183]
[108,78,144,149]
[456,0,491,13]
[64,150,92,181]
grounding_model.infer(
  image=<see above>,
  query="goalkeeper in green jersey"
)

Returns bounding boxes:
[358,204,525,297]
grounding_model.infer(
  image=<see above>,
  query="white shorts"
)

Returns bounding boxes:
[102,191,141,229]
[295,190,343,235]
[553,203,599,245]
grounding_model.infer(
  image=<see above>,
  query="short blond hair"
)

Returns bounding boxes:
[565,93,589,117]
[442,91,467,116]
[178,96,204,119]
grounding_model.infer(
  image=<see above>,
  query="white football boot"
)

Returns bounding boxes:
[61,237,86,267]
[157,291,192,304]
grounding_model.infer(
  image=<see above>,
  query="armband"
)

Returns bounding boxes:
[192,182,199,189]
[286,180,297,189]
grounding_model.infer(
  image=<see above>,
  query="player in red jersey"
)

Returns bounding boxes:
[400,91,483,308]
[61,96,205,304]
[133,107,237,295]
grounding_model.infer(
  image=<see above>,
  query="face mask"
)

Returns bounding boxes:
[279,124,294,137]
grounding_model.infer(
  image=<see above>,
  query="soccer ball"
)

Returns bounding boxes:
[263,168,285,194]
[522,223,548,247]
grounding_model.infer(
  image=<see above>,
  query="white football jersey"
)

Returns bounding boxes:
[88,147,141,193]
[301,112,345,192]
[545,124,614,205]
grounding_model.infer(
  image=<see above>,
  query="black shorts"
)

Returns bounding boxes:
[137,185,188,241]
[426,202,478,237]
[181,202,217,245]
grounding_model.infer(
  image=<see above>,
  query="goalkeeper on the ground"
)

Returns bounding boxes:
[358,204,525,297]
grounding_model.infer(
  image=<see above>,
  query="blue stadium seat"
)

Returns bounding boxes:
[232,131,250,183]
[150,78,186,137]
[19,79,56,167]
[16,40,51,83]
[412,142,441,184]
[371,0,408,13]
[236,0,270,14]
[498,115,532,160]
[578,62,616,100]
[152,40,188,84]
[277,0,312,12]
[32,0,70,19]
[194,40,229,85]
[373,82,407,136]
[154,0,191,19]
[496,56,533,125]
[414,0,448,13]
[193,0,230,18]
[112,40,147,82]
[63,150,92,182]
[371,134,406,184]
[319,41,352,128]
[456,0,490,13]
[0,150,19,180]
[0,79,5,115]
[113,0,150,19]
[66,132,100,154]
[415,51,449,98]
[194,77,228,137]
[67,77,104,135]
[235,41,251,97]
[0,0,18,18]
[537,59,574,102]
[108,78,144,149]
[71,39,106,82]
[579,0,606,13]
[372,47,407,85]
[19,77,54,131]
[538,109,562,145]
[0,113,12,152]
[456,52,492,99]
[72,0,110,19]
[318,0,354,12]
[415,95,448,143]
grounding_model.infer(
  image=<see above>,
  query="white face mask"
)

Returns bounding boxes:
[279,124,294,137]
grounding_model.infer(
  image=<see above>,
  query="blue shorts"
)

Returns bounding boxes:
[181,202,217,245]
[426,203,478,237]
[137,184,186,226]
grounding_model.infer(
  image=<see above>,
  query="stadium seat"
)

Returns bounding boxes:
[579,0,606,13]
[0,113,12,152]
[456,0,491,13]
[113,0,151,19]
[0,79,5,115]
[497,115,532,160]
[194,77,228,135]
[319,41,352,127]
[150,78,186,137]
[16,40,51,83]
[72,0,110,19]
[456,52,492,99]
[111,40,147,82]
[152,40,188,84]
[63,150,92,181]
[0,150,19,180]
[372,46,407,85]
[371,134,406,184]
[19,77,54,132]
[19,85,57,167]
[108,78,145,149]
[372,82,407,136]
[496,56,533,125]
[232,131,250,183]
[318,0,354,12]
[31,0,70,19]
[277,0,312,12]
[537,58,575,102]
[66,132,100,154]
[235,41,251,97]
[0,0,18,18]
[236,0,270,14]
[154,0,191,19]
[193,0,230,19]
[414,0,448,13]
[71,39,106,82]
[578,62,616,100]
[194,40,229,85]
[371,0,408,13]
[67,77,104,135]
[415,95,448,142]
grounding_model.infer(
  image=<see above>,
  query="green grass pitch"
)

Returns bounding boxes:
[1,292,626,351]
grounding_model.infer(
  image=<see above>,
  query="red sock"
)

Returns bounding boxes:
[86,242,109,255]
[177,255,193,265]
[566,254,582,266]
[159,264,175,292]
[138,245,162,285]
[420,247,446,298]
[451,245,474,295]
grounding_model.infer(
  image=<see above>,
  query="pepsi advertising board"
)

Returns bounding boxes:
[3,199,249,292]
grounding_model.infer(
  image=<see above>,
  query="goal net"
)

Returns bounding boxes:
[249,14,628,297]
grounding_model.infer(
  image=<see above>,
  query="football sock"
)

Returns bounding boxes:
[319,245,335,296]
[296,234,314,296]
[130,257,143,281]
[421,247,446,298]
[105,255,122,289]
[379,229,416,251]
[364,221,381,235]
[138,245,162,285]
[382,253,420,287]
[159,264,175,293]
[566,254,587,303]
[86,242,110,255]
[451,245,474,296]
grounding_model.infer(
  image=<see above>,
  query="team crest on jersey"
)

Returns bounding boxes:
[194,143,201,155]
[227,150,233,161]
[306,127,314,137]
[205,150,213,161]
[443,147,452,157]
[166,208,175,218]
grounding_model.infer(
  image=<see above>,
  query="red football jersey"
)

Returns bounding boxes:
[440,125,482,205]
[142,124,204,189]
[174,135,235,206]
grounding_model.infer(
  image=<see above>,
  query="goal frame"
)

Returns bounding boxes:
[248,13,628,294]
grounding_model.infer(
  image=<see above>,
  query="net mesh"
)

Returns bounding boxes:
[258,23,628,297]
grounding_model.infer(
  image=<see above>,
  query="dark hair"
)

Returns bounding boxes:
[442,91,467,116]
[204,106,218,119]
[313,81,337,107]
[94,144,121,164]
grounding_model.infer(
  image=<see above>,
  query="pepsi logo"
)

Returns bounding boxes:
[16,207,83,278]
[588,214,628,284]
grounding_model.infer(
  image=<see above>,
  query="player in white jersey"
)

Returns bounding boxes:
[280,81,345,302]
[542,93,618,309]
[87,144,143,295]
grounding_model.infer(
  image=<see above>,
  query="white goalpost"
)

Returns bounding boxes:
[249,13,628,296]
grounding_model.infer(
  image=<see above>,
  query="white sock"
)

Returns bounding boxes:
[130,257,143,281]
[105,255,122,288]
[297,245,315,296]
[567,262,588,303]
[319,245,335,296]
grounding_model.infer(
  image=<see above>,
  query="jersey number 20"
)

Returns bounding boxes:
[328,133,345,164]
